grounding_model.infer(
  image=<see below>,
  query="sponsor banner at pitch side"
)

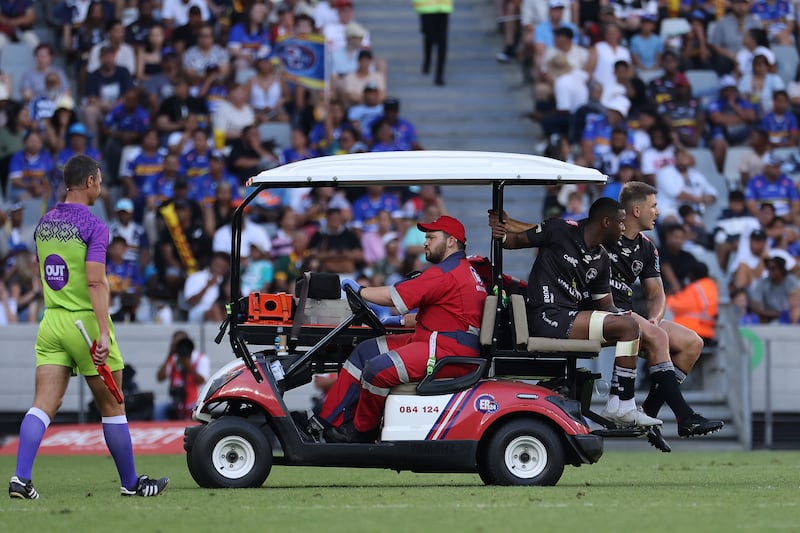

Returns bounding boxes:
[0,422,195,455]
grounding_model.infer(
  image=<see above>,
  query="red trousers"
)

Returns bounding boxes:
[319,331,479,432]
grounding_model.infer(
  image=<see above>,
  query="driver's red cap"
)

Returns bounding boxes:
[417,215,466,244]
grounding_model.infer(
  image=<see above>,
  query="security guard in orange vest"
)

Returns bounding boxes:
[666,262,718,341]
[413,0,453,85]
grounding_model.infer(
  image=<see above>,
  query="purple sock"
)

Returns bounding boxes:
[102,416,138,489]
[15,408,50,480]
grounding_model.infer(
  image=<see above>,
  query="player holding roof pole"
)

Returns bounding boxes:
[9,155,168,500]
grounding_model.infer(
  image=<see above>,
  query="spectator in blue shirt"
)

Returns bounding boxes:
[750,0,796,46]
[581,95,630,166]
[101,86,151,184]
[629,15,663,73]
[227,2,270,70]
[52,122,102,210]
[194,151,241,209]
[84,45,135,149]
[761,89,798,147]
[280,128,320,165]
[352,186,400,234]
[7,131,53,202]
[122,128,164,220]
[744,152,800,223]
[181,128,212,182]
[364,98,420,149]
[533,1,579,64]
[708,75,759,172]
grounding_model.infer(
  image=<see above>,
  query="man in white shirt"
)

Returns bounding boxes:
[182,252,229,323]
[86,20,136,74]
[161,0,211,28]
[656,148,717,223]
[213,217,272,259]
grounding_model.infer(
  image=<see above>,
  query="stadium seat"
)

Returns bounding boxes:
[772,146,798,161]
[88,200,108,222]
[685,70,720,101]
[259,122,291,149]
[722,146,751,190]
[20,197,47,228]
[773,45,799,86]
[688,147,728,227]
[0,42,34,100]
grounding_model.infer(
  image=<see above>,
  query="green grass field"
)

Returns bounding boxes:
[0,451,798,532]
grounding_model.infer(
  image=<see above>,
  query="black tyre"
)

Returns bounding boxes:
[186,446,207,488]
[188,417,272,488]
[480,419,565,486]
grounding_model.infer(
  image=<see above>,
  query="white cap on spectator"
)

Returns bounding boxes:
[549,0,567,8]
[769,249,796,271]
[719,75,737,90]
[116,198,134,213]
[382,232,399,246]
[345,22,366,39]
[603,95,630,118]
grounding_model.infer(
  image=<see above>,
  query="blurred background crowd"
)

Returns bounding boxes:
[0,0,440,326]
[1,0,800,339]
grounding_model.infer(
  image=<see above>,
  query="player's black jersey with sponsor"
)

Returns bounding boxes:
[607,232,660,310]
[525,218,611,311]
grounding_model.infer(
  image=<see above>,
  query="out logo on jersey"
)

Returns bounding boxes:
[608,252,619,262]
[43,254,68,290]
[474,394,499,414]
[585,267,598,283]
[632,260,644,277]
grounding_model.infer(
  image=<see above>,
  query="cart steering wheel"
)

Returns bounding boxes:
[344,284,386,335]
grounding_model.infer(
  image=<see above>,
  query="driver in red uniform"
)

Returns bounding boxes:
[319,216,487,443]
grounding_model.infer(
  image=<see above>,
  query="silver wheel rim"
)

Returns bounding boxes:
[504,435,547,479]
[212,436,256,479]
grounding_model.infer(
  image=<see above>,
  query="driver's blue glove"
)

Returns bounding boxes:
[341,278,362,294]
[380,315,403,327]
[367,302,392,321]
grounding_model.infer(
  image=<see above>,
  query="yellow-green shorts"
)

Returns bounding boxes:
[35,309,124,376]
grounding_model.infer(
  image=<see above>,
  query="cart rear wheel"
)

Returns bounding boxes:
[188,417,272,488]
[481,419,564,486]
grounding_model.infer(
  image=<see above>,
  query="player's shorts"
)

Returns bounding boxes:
[527,304,579,339]
[35,309,124,376]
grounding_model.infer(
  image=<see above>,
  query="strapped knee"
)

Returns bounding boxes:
[615,338,640,358]
[588,311,609,343]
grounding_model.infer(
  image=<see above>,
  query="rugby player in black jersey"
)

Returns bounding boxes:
[490,198,662,427]
[613,183,724,450]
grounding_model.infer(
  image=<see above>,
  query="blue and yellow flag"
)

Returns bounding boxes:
[274,33,327,90]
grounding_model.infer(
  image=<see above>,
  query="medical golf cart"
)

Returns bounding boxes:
[184,151,644,488]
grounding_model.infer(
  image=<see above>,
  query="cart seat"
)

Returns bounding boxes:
[508,294,601,357]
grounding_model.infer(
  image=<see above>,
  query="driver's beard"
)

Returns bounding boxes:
[425,241,446,264]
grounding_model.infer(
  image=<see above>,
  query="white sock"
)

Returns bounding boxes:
[618,398,636,413]
[605,394,620,413]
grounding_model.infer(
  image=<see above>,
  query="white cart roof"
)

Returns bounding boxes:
[248,151,606,187]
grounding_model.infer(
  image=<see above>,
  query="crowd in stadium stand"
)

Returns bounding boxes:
[0,0,438,325]
[496,0,800,332]
[2,0,800,335]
